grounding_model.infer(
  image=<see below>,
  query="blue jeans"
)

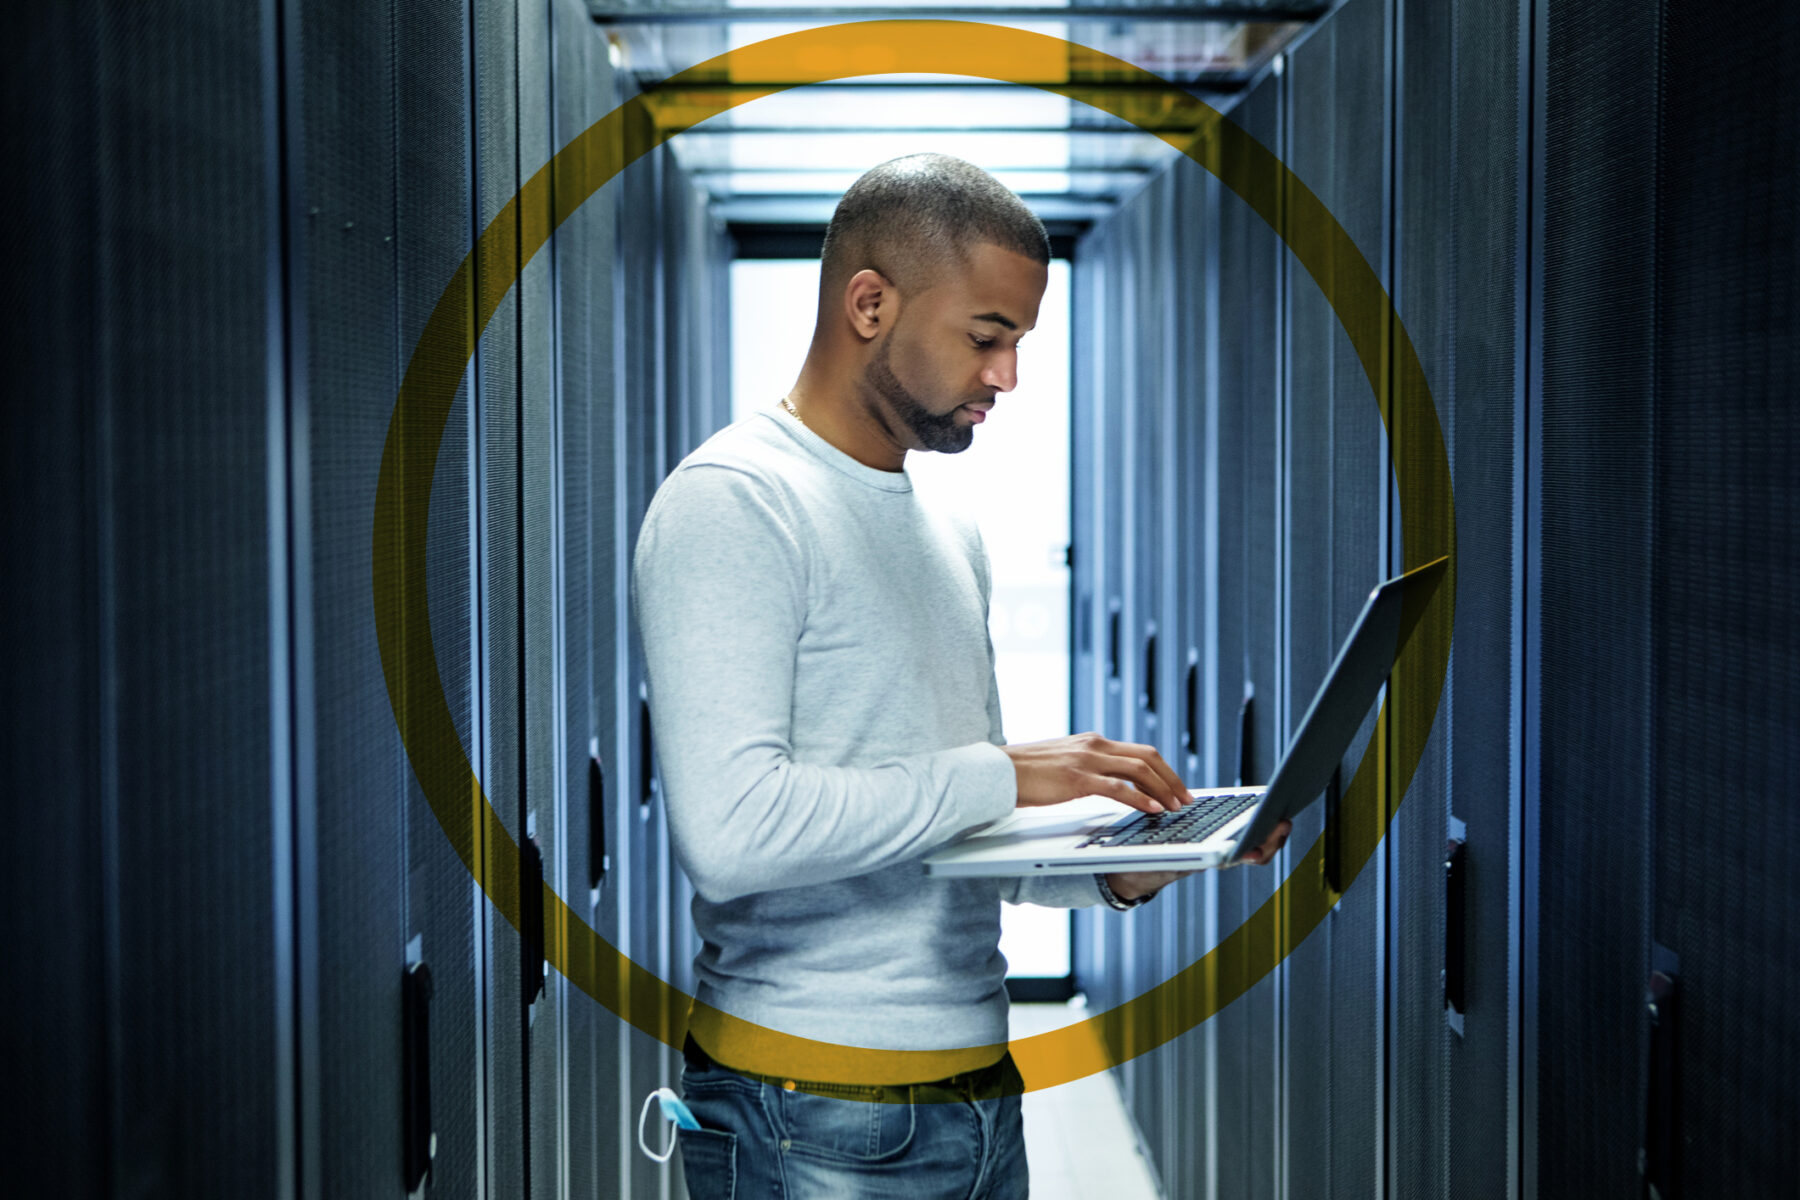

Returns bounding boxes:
[677,1036,1030,1200]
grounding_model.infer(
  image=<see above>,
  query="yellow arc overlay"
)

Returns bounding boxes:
[373,21,1455,1096]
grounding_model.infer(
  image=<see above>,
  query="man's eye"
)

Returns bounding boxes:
[971,337,994,349]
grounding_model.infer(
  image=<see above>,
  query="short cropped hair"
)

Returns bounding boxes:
[818,153,1050,302]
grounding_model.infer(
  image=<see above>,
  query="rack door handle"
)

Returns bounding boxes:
[1107,603,1122,680]
[402,960,436,1192]
[1640,945,1681,1199]
[1181,660,1199,756]
[639,694,657,807]
[1141,630,1158,714]
[1444,837,1467,1018]
[1235,686,1255,788]
[588,753,608,891]
[521,835,546,1007]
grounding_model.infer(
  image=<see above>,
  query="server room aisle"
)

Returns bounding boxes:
[10,2,1800,1197]
[1010,1004,1164,1200]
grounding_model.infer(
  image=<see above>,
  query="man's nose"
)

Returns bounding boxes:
[980,348,1018,393]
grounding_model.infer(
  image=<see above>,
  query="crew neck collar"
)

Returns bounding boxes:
[759,405,914,493]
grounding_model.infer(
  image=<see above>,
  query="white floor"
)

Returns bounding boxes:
[1009,1001,1164,1200]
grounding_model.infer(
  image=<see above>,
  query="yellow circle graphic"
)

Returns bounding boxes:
[373,20,1456,1095]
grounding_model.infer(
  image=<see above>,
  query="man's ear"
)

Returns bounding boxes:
[843,268,894,342]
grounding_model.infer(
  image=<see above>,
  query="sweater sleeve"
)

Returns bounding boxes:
[631,464,1018,905]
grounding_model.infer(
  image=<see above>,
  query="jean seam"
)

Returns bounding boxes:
[752,1081,791,1198]
[969,1095,989,1200]
[683,1076,761,1100]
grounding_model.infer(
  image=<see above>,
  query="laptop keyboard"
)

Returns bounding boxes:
[1077,791,1262,850]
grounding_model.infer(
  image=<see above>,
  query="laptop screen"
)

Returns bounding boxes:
[1236,556,1448,853]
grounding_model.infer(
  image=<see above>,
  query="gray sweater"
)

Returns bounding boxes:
[630,406,1105,1080]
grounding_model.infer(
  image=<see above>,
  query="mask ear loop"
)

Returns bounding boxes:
[638,1088,679,1163]
[637,1087,700,1163]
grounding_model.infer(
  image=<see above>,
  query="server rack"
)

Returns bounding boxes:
[1066,3,1521,1197]
[1068,1,1798,1198]
[547,4,617,1197]
[3,2,729,1194]
[1527,0,1800,1195]
[1389,0,1528,1195]
[1281,5,1393,1197]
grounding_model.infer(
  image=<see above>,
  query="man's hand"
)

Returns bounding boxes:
[1233,818,1293,867]
[1000,732,1191,816]
[1104,818,1294,901]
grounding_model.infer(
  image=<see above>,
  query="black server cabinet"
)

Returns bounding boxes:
[1069,246,1106,999]
[1210,66,1286,1200]
[292,0,417,1194]
[657,151,698,1020]
[291,0,493,1193]
[1129,166,1184,1188]
[472,0,529,1193]
[1072,224,1126,1019]
[661,160,733,1011]
[1070,252,1103,746]
[1142,177,1175,1186]
[1639,2,1800,1192]
[1280,3,1392,1196]
[551,1,624,1196]
[2,7,107,1195]
[9,4,291,1194]
[1114,151,1221,1200]
[516,0,566,1193]
[1100,221,1130,759]
[611,76,648,1200]
[616,129,666,1200]
[397,0,489,1190]
[1167,156,1219,1200]
[1531,1,1800,1195]
[2,4,286,1196]
[108,4,285,1195]
[411,113,494,1200]
[1390,0,1527,1196]
[1116,171,1151,1141]
[3,5,718,1197]
[1144,160,1177,1195]
[1073,216,1118,1133]
[1073,156,1226,1198]
[1531,3,1661,1196]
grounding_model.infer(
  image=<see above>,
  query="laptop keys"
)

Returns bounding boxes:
[1077,792,1260,849]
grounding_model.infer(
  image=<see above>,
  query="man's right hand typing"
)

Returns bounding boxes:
[1000,732,1192,816]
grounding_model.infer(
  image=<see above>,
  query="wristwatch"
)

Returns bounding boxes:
[1095,873,1154,911]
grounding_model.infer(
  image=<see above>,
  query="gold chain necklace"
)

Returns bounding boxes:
[778,395,806,428]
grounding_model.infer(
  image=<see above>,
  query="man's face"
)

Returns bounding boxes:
[860,242,1047,455]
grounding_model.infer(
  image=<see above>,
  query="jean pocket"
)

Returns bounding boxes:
[776,1084,916,1164]
[677,1127,737,1200]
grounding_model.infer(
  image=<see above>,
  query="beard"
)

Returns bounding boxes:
[861,329,975,455]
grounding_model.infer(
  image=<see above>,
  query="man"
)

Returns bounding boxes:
[630,153,1291,1198]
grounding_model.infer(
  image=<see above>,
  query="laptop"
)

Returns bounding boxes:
[922,556,1447,878]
